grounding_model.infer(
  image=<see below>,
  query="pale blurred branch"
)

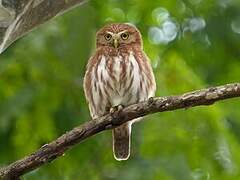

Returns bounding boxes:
[0,0,87,53]
[0,83,240,179]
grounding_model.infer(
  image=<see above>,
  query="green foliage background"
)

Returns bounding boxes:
[1,0,240,179]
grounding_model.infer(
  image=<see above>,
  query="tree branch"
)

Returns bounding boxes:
[0,0,87,53]
[0,82,240,179]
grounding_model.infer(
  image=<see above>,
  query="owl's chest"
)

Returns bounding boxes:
[105,54,136,84]
[96,55,127,82]
[109,56,125,82]
[96,53,140,95]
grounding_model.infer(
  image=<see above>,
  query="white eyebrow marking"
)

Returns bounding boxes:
[106,31,114,35]
[118,30,127,35]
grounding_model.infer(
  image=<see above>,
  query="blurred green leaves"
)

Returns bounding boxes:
[0,0,240,179]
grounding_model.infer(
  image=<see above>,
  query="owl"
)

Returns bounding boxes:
[83,23,156,161]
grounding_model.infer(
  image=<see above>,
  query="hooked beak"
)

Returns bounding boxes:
[113,38,119,48]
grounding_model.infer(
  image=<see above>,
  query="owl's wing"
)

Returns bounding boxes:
[84,55,98,118]
[83,53,110,119]
[134,49,157,98]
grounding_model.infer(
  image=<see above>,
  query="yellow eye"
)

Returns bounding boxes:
[121,33,129,40]
[104,33,112,41]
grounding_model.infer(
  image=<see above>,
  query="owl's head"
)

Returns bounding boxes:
[96,23,142,49]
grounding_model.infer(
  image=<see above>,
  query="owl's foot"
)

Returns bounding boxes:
[148,97,155,105]
[110,104,124,114]
[110,105,124,126]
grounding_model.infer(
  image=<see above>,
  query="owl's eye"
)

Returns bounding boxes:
[121,33,129,40]
[104,34,112,41]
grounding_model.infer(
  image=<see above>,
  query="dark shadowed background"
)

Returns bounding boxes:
[0,0,240,179]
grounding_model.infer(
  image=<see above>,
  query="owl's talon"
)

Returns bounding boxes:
[110,106,117,114]
[148,97,154,105]
[110,105,124,125]
[110,104,124,114]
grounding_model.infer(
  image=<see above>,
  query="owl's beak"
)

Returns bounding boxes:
[113,38,119,48]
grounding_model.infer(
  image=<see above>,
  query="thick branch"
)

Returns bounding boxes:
[0,83,240,179]
[0,0,87,53]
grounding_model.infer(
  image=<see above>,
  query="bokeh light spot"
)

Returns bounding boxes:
[152,7,169,25]
[148,20,178,45]
[162,20,178,42]
[231,17,240,34]
[189,17,206,32]
[148,27,164,44]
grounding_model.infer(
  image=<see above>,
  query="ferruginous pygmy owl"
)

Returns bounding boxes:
[83,23,156,161]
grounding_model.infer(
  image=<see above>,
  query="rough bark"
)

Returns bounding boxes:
[0,0,87,53]
[0,83,239,179]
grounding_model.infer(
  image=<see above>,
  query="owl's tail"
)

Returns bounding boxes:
[112,123,131,161]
